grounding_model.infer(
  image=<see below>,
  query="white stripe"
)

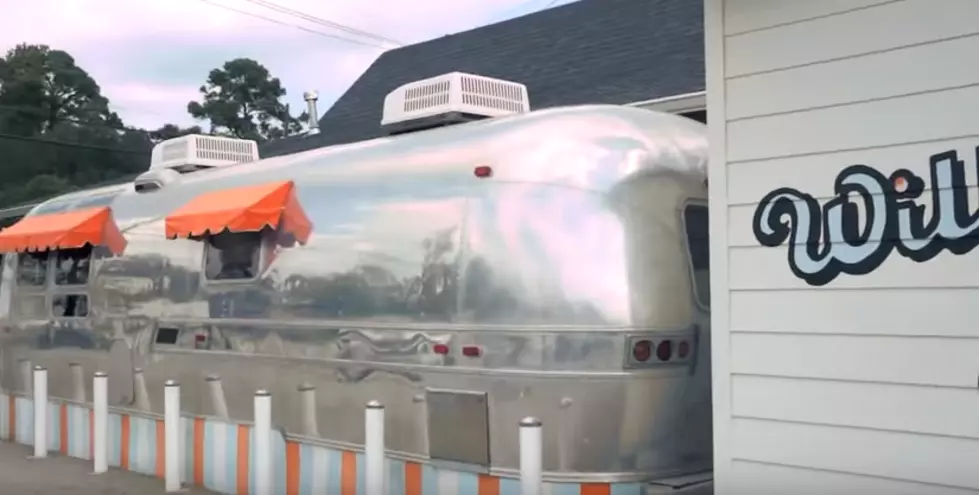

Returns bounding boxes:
[211,422,228,493]
[311,447,329,493]
[436,470,459,495]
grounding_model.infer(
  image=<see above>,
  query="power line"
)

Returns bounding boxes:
[0,132,150,156]
[196,0,389,49]
[242,0,402,46]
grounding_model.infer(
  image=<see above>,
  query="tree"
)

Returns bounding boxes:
[0,43,151,208]
[0,44,122,136]
[147,123,203,144]
[187,58,307,142]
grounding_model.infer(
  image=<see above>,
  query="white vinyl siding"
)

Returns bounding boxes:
[707,0,979,493]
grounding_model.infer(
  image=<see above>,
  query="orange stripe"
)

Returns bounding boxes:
[59,404,68,455]
[478,474,500,495]
[285,441,300,495]
[7,395,14,442]
[88,409,94,459]
[236,424,250,495]
[155,420,166,478]
[193,418,205,486]
[580,483,611,495]
[340,451,357,495]
[120,415,131,470]
[404,461,422,495]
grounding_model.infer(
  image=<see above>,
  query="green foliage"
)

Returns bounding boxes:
[0,45,304,211]
[187,58,307,141]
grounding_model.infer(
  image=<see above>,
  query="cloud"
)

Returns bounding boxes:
[0,0,567,130]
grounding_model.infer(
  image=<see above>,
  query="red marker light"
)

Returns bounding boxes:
[433,344,449,355]
[195,334,207,342]
[677,340,690,359]
[461,345,482,357]
[632,340,651,362]
[474,166,493,178]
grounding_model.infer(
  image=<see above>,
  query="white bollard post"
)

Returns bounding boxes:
[298,383,318,436]
[206,375,229,419]
[31,366,47,459]
[92,371,108,474]
[253,390,272,495]
[364,400,386,495]
[164,380,181,492]
[519,417,543,495]
[70,362,86,402]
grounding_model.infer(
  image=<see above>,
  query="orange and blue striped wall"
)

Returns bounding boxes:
[0,392,642,495]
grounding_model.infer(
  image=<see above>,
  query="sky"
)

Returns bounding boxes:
[0,0,570,130]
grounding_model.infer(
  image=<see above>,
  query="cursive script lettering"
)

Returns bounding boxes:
[752,148,979,286]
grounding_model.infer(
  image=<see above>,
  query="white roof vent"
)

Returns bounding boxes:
[149,134,259,173]
[381,72,530,134]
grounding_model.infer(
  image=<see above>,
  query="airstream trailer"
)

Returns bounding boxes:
[0,73,711,490]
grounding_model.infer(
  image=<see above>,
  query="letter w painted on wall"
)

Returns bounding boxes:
[752,147,979,286]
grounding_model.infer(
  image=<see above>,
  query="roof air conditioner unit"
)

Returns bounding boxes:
[149,134,260,173]
[381,72,530,134]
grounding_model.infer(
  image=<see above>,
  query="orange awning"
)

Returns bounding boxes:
[0,206,127,254]
[165,180,312,244]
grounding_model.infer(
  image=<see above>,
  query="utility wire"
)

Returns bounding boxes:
[0,132,150,156]
[196,0,389,49]
[242,0,402,46]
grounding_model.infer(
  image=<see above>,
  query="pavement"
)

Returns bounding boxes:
[0,441,219,495]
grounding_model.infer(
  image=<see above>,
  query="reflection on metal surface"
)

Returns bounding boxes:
[0,105,711,483]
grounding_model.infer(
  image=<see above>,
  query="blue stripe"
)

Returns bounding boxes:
[457,472,478,495]
[611,483,643,495]
[47,402,59,452]
[298,444,315,495]
[421,464,438,495]
[273,430,287,495]
[500,477,521,495]
[183,417,194,484]
[550,482,581,495]
[326,446,342,494]
[355,452,365,495]
[108,413,122,467]
[388,458,405,495]
[16,397,32,445]
[225,423,238,494]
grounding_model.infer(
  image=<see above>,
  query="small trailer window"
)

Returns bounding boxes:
[54,246,93,286]
[682,203,710,308]
[204,231,264,281]
[16,251,49,287]
[52,294,89,318]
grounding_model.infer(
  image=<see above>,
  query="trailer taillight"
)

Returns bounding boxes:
[433,344,449,355]
[632,340,652,362]
[461,345,482,357]
[474,165,493,178]
[656,340,673,362]
[677,340,690,359]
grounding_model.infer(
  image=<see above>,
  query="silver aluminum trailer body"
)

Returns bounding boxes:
[0,104,711,485]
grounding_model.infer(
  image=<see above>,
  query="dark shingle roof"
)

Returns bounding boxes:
[261,0,703,157]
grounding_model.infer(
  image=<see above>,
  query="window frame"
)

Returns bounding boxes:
[200,231,270,285]
[52,245,96,287]
[680,199,710,311]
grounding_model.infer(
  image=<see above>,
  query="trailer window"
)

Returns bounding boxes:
[204,231,264,281]
[54,246,93,286]
[683,204,710,308]
[16,252,49,287]
[52,294,88,318]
